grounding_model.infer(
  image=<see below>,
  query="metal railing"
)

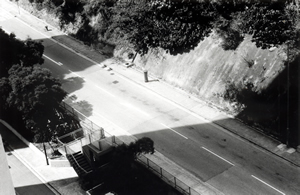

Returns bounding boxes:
[64,144,92,175]
[59,101,201,195]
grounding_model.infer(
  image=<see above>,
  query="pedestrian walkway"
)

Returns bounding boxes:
[0,120,85,195]
[1,1,300,195]
[37,18,300,169]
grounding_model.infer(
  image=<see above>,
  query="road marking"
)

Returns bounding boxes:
[251,175,285,195]
[44,54,85,80]
[95,85,116,97]
[120,102,150,117]
[201,147,235,166]
[43,54,63,66]
[160,123,188,139]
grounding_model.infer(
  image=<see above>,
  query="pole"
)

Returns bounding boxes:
[16,1,20,15]
[144,71,148,82]
[43,142,49,165]
[286,42,290,146]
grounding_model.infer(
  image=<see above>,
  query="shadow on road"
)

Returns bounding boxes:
[62,76,85,94]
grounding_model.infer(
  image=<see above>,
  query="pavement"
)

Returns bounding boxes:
[1,0,300,194]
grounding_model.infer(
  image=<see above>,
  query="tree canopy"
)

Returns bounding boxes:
[112,137,155,168]
[0,28,71,142]
[25,0,300,55]
[0,28,44,77]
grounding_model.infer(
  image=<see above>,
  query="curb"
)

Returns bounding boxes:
[108,66,300,168]
[0,119,62,195]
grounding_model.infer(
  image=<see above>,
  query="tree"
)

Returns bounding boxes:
[112,137,154,168]
[58,0,85,27]
[0,28,44,77]
[110,0,215,56]
[7,65,66,116]
[238,1,299,49]
[7,65,67,142]
[0,78,12,111]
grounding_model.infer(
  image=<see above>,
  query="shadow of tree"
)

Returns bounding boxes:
[69,100,93,118]
[62,76,85,94]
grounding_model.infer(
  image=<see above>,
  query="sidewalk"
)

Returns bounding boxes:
[2,0,300,194]
[0,120,85,195]
[38,20,300,168]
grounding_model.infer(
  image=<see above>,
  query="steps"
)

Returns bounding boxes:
[67,151,92,177]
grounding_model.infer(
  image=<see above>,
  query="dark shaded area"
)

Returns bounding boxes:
[80,161,182,195]
[0,122,30,150]
[0,109,34,142]
[15,183,56,195]
[61,77,85,94]
[236,55,300,147]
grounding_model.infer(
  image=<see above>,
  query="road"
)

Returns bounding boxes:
[1,5,300,195]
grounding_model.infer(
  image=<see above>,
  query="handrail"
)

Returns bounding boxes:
[57,127,83,140]
[60,101,199,195]
[67,149,92,174]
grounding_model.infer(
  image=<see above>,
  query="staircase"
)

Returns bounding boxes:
[67,151,92,177]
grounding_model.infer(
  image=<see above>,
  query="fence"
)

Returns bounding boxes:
[59,101,200,195]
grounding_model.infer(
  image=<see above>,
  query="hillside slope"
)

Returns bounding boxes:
[130,33,286,110]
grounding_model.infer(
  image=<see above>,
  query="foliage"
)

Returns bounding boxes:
[58,0,86,27]
[238,1,299,49]
[214,17,244,50]
[222,81,259,108]
[5,65,67,142]
[7,65,66,116]
[0,78,12,110]
[0,28,77,142]
[0,29,44,77]
[110,0,216,55]
[112,137,154,168]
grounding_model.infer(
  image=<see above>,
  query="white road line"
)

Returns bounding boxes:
[120,102,151,117]
[44,54,86,80]
[43,54,62,66]
[201,147,235,166]
[68,70,84,79]
[95,85,116,97]
[251,175,285,195]
[160,123,188,139]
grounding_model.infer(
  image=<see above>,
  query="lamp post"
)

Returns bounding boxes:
[16,0,20,15]
[286,41,290,147]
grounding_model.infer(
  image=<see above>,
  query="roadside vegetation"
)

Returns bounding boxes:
[20,0,299,55]
[0,28,77,143]
[17,0,300,147]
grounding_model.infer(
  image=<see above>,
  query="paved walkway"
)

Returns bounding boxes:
[1,0,300,195]
[0,120,84,195]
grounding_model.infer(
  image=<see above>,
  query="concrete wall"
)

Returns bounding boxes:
[129,33,286,111]
[0,134,16,195]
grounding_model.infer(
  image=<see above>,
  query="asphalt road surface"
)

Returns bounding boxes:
[1,5,300,195]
